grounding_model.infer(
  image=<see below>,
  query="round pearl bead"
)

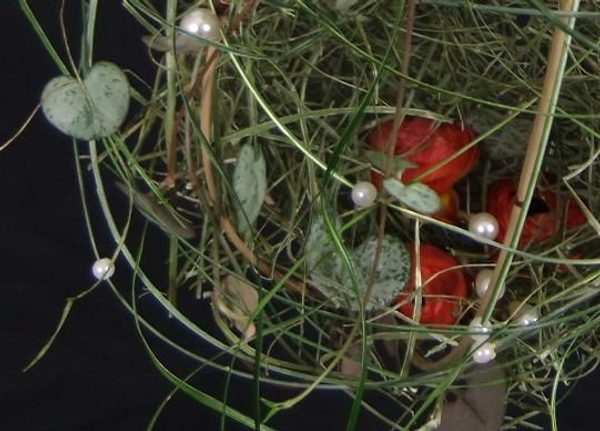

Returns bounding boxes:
[517,309,539,326]
[473,342,496,364]
[515,304,539,326]
[468,212,499,240]
[351,181,377,207]
[180,8,221,40]
[474,269,504,299]
[475,269,493,298]
[469,317,492,344]
[92,258,115,280]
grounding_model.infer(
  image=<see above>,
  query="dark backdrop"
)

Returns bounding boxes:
[1,2,596,430]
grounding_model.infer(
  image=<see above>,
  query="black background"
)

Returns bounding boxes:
[1,2,597,430]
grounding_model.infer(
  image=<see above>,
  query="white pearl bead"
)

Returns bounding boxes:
[475,269,493,298]
[351,181,377,207]
[517,309,539,326]
[92,258,115,280]
[473,342,496,364]
[469,317,492,344]
[515,304,539,326]
[180,8,221,40]
[468,212,499,240]
[474,269,504,299]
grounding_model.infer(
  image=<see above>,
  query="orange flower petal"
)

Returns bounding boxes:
[368,117,479,194]
[486,178,587,247]
[395,244,467,325]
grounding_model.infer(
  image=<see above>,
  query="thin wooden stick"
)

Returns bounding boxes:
[411,0,579,371]
[200,46,219,202]
[365,1,417,308]
[165,1,258,187]
[480,0,579,323]
[163,0,178,187]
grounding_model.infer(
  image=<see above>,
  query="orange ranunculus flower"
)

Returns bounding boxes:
[368,116,480,195]
[395,244,468,325]
[486,178,587,247]
[435,188,460,224]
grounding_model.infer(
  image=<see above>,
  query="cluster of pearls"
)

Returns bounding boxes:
[467,303,538,364]
[92,258,115,280]
[470,317,496,364]
[469,317,492,344]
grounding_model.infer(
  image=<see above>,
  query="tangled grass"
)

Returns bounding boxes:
[18,0,600,429]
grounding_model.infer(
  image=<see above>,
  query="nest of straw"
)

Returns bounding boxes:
[26,0,600,429]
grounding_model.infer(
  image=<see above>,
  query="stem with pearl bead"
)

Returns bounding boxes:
[411,0,580,372]
[480,0,580,324]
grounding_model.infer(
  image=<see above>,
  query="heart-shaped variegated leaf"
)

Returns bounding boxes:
[41,62,130,140]
[383,177,441,214]
[345,235,410,310]
[307,225,411,310]
[232,144,267,238]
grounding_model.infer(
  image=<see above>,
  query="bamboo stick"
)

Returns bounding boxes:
[412,0,580,371]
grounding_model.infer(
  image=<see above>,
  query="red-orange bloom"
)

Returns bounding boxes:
[368,116,480,195]
[395,244,468,325]
[435,188,460,224]
[486,178,587,247]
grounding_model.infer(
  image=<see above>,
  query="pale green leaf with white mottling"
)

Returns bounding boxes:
[233,144,267,237]
[41,62,130,140]
[383,178,441,214]
[307,220,411,310]
[343,235,410,310]
[305,215,349,307]
[305,214,339,270]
